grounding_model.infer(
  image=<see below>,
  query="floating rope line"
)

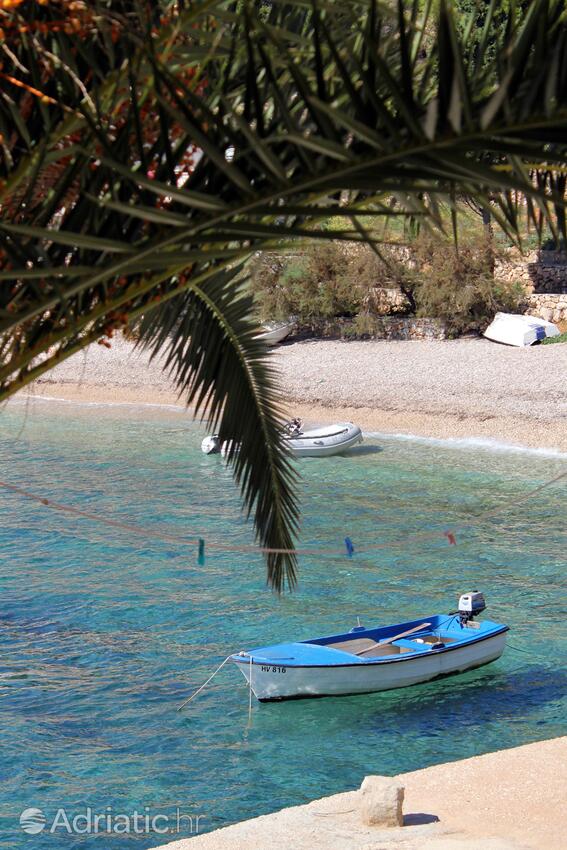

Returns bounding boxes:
[357,468,567,554]
[176,652,256,718]
[0,468,565,560]
[0,478,201,546]
[506,643,534,655]
[466,469,567,519]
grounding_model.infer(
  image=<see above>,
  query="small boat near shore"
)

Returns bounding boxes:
[483,312,560,347]
[284,420,363,457]
[231,592,508,701]
[201,420,364,458]
[255,321,295,345]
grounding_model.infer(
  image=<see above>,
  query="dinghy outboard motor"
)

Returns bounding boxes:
[458,591,486,625]
[201,435,221,454]
[283,418,303,436]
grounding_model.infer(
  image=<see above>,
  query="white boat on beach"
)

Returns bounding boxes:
[483,312,560,347]
[255,321,295,345]
[201,420,363,458]
[232,592,508,702]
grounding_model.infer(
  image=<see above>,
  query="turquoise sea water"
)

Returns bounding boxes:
[0,400,566,848]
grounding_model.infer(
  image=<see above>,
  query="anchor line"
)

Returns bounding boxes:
[176,654,234,711]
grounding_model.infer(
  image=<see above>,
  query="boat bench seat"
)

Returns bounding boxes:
[325,637,414,657]
[357,643,414,657]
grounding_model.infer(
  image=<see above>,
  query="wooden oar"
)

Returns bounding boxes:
[355,622,431,656]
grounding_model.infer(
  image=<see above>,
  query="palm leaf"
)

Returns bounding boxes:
[137,267,299,592]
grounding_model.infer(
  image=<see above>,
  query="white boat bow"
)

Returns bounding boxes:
[255,321,295,345]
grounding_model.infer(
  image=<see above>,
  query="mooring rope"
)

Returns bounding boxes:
[176,655,234,712]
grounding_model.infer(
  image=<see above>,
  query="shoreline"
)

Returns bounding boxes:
[4,334,565,453]
[12,382,567,455]
[152,736,567,850]
[290,401,567,453]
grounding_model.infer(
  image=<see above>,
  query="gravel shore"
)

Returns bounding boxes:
[23,335,567,451]
[273,337,567,421]
[273,337,567,451]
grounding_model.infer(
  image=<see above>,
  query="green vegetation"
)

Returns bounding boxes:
[411,235,524,335]
[2,1,567,587]
[252,233,525,337]
[542,332,567,345]
[251,245,384,326]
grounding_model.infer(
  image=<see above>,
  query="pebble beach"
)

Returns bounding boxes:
[24,335,567,452]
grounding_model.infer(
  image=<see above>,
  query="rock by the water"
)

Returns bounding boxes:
[359,775,404,828]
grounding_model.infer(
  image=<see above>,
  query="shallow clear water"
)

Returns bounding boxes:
[0,401,565,848]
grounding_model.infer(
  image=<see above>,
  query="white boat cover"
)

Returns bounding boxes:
[483,312,560,347]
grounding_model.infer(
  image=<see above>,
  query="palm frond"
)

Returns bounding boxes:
[137,266,299,592]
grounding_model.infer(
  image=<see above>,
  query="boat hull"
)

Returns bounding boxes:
[201,435,221,454]
[288,423,363,457]
[207,423,364,459]
[483,312,560,346]
[233,631,507,701]
[255,322,294,345]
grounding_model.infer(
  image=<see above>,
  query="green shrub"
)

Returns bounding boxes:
[249,253,288,321]
[542,331,567,345]
[412,235,525,335]
[251,231,525,337]
[341,322,360,339]
[251,243,367,325]
[351,311,377,337]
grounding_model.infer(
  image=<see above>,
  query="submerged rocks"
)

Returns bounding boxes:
[359,775,405,827]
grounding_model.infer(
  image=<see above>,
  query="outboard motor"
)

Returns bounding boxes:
[201,435,221,454]
[458,591,486,625]
[283,418,303,436]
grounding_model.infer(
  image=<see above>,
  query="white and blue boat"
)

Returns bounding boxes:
[232,592,508,701]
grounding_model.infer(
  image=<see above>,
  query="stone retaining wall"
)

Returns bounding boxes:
[307,316,447,340]
[524,292,567,324]
[378,245,567,294]
[496,249,567,293]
